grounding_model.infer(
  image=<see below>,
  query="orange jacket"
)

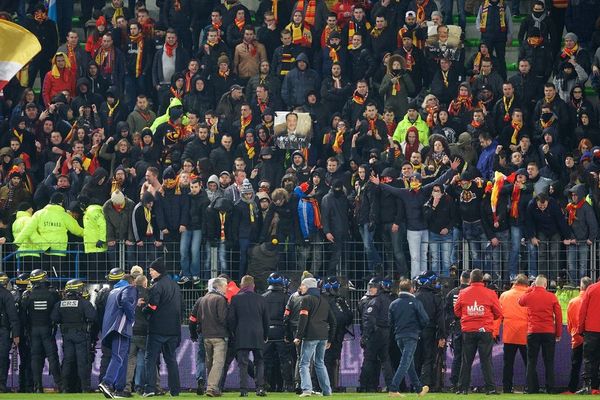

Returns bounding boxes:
[567,292,584,348]
[518,286,562,337]
[225,280,240,303]
[498,284,529,345]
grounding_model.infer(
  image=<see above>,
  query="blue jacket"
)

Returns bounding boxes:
[294,187,318,239]
[101,280,137,346]
[389,292,430,340]
[476,140,498,181]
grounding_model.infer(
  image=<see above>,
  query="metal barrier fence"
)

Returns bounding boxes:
[1,237,597,324]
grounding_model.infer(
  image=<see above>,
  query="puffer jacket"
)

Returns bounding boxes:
[103,197,135,242]
[83,204,107,253]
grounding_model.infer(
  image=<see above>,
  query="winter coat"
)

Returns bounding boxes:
[12,211,42,257]
[281,53,320,108]
[103,197,135,242]
[196,290,229,338]
[389,292,430,340]
[143,273,182,337]
[498,284,528,345]
[321,189,350,238]
[566,184,598,241]
[393,114,430,145]
[126,106,157,134]
[83,204,107,253]
[228,288,269,350]
[380,55,415,118]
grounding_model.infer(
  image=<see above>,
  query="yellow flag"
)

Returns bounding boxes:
[0,19,41,90]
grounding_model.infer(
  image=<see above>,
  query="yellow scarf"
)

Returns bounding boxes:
[249,203,255,222]
[503,96,514,121]
[510,120,522,145]
[240,114,252,138]
[332,130,344,153]
[144,206,153,236]
[107,99,120,117]
[245,141,255,159]
[480,0,506,32]
[112,6,125,26]
[219,211,227,240]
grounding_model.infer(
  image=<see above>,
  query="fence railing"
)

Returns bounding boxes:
[2,237,597,324]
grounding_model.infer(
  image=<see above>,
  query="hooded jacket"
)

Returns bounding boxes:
[83,204,107,253]
[380,55,415,118]
[81,168,110,205]
[183,75,213,118]
[14,203,84,253]
[281,53,320,108]
[393,113,430,145]
[566,184,598,241]
[71,77,104,115]
[42,53,76,106]
[103,197,135,242]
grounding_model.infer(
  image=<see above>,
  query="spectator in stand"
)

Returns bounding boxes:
[565,185,597,283]
[498,274,529,394]
[454,269,502,395]
[566,277,593,394]
[518,274,562,394]
[423,184,455,277]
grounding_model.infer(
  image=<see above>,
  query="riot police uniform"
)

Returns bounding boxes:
[359,277,393,392]
[51,279,96,392]
[414,271,446,390]
[21,269,62,392]
[11,273,32,392]
[263,273,294,392]
[0,273,20,392]
[322,277,353,392]
[284,287,304,393]
[446,278,469,390]
[93,268,125,382]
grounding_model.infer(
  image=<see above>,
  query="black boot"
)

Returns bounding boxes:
[576,381,592,395]
[196,378,205,395]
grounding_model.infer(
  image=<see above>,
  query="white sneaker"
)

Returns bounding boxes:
[299,392,312,397]
[98,383,114,399]
[177,276,190,285]
[311,392,323,396]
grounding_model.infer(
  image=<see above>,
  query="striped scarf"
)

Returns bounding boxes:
[566,199,586,225]
[129,33,144,77]
[240,114,252,138]
[245,141,255,159]
[416,0,429,23]
[480,0,506,32]
[510,120,522,145]
[296,0,316,27]
[332,130,344,153]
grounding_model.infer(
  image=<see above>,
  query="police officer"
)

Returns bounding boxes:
[11,273,32,393]
[93,267,125,382]
[323,276,353,392]
[445,271,470,392]
[263,273,294,392]
[0,273,20,393]
[21,269,62,393]
[51,279,96,393]
[414,271,446,391]
[359,277,393,392]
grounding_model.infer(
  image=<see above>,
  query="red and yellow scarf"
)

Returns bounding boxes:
[566,199,586,225]
[332,130,344,153]
[234,16,245,31]
[416,0,429,23]
[245,141,256,159]
[95,47,114,74]
[240,114,252,138]
[503,96,514,121]
[296,0,316,27]
[510,120,522,145]
[561,43,579,59]
[352,90,366,105]
[425,105,438,128]
[480,0,506,32]
[129,33,144,78]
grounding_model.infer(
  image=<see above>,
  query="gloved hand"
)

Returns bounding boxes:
[360,336,368,349]
[96,240,105,248]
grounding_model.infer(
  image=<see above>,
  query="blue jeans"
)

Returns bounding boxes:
[442,0,466,31]
[567,242,590,283]
[180,230,202,277]
[407,229,429,277]
[382,222,408,276]
[144,334,180,395]
[463,221,487,269]
[299,340,331,395]
[451,226,463,266]
[487,230,510,280]
[196,333,206,381]
[527,232,560,279]
[389,337,423,393]
[509,225,523,277]
[204,242,227,277]
[429,231,452,277]
[359,223,382,271]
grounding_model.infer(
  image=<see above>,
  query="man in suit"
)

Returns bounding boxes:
[228,275,269,397]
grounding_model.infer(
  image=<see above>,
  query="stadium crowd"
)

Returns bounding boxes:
[0,0,599,396]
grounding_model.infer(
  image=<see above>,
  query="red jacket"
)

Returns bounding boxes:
[578,281,600,334]
[42,69,75,106]
[567,292,584,348]
[454,282,502,333]
[518,286,562,337]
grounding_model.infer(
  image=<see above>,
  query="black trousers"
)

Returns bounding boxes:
[0,328,11,387]
[99,344,111,383]
[449,331,462,387]
[459,331,494,392]
[583,332,600,385]
[30,326,62,390]
[526,333,555,393]
[61,330,91,392]
[569,344,583,392]
[415,327,437,387]
[237,349,265,392]
[264,340,293,390]
[18,335,33,392]
[503,343,527,392]
[359,330,393,390]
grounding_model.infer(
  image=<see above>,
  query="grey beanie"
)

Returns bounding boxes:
[302,278,318,289]
[564,32,578,43]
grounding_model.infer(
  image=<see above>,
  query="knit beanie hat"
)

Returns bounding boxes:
[241,179,254,195]
[111,190,125,206]
[302,278,318,289]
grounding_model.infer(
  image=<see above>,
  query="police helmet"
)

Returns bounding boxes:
[323,276,341,293]
[15,273,30,289]
[368,277,382,289]
[65,279,85,294]
[381,277,393,292]
[267,272,285,287]
[0,272,8,286]
[29,269,48,283]
[416,271,438,288]
[106,267,125,282]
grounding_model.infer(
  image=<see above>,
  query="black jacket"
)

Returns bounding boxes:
[423,194,456,234]
[182,136,213,163]
[185,190,209,231]
[209,145,235,174]
[295,289,336,342]
[143,274,182,337]
[0,286,20,338]
[321,189,350,237]
[415,286,446,339]
[228,288,269,349]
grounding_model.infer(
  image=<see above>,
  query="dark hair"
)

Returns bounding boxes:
[535,192,549,203]
[470,269,484,282]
